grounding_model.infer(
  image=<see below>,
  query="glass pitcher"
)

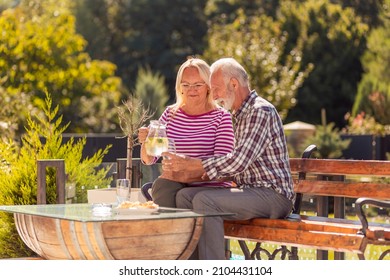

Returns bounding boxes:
[144,120,169,156]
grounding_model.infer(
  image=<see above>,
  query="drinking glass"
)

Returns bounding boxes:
[116,179,130,204]
[168,138,176,153]
[163,139,176,159]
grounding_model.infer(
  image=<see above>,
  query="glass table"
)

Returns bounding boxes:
[0,203,233,260]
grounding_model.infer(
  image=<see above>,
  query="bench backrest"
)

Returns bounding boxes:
[289,158,390,200]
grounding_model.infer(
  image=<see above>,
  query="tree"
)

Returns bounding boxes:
[281,0,369,127]
[117,97,152,182]
[0,0,123,134]
[73,0,209,101]
[352,0,390,125]
[204,9,312,119]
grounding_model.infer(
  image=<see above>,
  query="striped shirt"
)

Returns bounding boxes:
[160,106,235,187]
[202,91,295,201]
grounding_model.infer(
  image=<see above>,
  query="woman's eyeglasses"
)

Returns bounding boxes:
[180,83,206,91]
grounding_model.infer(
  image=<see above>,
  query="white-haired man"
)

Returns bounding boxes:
[161,57,294,260]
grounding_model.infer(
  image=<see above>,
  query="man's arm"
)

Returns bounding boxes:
[159,152,205,183]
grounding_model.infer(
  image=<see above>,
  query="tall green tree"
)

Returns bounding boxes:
[73,0,209,100]
[204,9,312,120]
[281,0,369,127]
[352,0,390,125]
[0,0,123,134]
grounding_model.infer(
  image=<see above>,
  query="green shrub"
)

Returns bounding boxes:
[300,122,351,159]
[0,93,112,258]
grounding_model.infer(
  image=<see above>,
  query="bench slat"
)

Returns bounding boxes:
[224,220,365,253]
[293,180,390,199]
[226,214,362,232]
[290,158,390,176]
[366,228,390,242]
[225,215,390,252]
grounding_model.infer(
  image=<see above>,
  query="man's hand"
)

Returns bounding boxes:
[160,152,205,183]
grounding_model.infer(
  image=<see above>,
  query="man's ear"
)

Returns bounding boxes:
[230,77,239,89]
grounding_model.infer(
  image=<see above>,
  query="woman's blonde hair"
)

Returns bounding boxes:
[171,58,214,111]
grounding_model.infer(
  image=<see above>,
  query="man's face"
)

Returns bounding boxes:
[210,70,235,111]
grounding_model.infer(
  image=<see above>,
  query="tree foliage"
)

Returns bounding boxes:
[281,0,369,127]
[0,80,31,141]
[0,0,123,134]
[133,67,169,120]
[334,0,384,27]
[352,0,390,125]
[73,0,209,98]
[204,9,312,119]
[205,0,281,20]
[301,122,351,159]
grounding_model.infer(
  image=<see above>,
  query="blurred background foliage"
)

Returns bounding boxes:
[1,0,389,137]
[203,9,313,120]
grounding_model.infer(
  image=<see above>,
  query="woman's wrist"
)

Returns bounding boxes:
[140,144,154,165]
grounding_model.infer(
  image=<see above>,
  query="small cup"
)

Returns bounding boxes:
[163,138,176,159]
[116,179,130,204]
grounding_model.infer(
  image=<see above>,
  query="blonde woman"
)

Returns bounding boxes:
[138,58,235,207]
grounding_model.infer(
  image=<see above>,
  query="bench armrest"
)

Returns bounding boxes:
[355,197,390,235]
[293,144,317,214]
[141,182,153,201]
[301,144,317,159]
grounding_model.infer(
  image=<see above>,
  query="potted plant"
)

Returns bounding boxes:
[117,96,152,182]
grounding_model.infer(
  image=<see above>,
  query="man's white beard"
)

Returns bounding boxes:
[216,89,235,110]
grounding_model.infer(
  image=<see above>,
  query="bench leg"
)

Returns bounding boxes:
[224,239,231,260]
[379,249,390,260]
[238,241,296,260]
[238,240,253,260]
[289,247,299,260]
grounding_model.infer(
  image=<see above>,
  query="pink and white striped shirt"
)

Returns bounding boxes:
[160,106,235,187]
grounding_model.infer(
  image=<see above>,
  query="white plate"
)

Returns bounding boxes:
[113,206,159,214]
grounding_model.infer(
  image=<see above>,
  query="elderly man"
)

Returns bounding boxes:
[160,57,294,260]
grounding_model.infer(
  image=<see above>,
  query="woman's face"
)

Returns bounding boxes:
[180,67,208,105]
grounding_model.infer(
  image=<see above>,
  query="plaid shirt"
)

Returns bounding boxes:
[202,91,295,201]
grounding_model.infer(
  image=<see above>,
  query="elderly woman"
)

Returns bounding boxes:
[138,58,235,207]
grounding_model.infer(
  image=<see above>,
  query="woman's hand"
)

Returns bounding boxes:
[138,127,149,144]
[161,152,188,172]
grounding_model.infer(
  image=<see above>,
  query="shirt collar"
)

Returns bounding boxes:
[233,90,257,119]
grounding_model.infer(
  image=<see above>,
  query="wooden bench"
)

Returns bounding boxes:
[140,145,390,260]
[224,145,390,260]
